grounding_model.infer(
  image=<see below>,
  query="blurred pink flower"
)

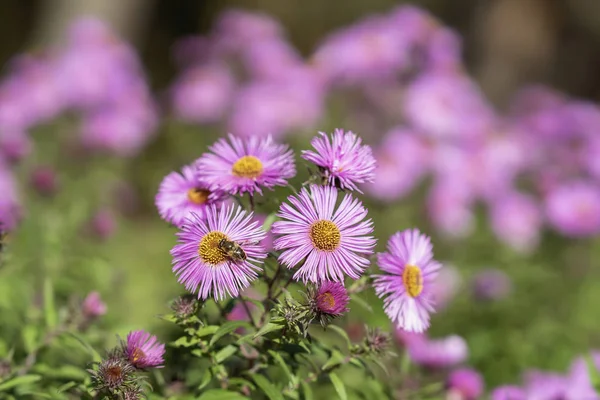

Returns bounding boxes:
[544,181,600,237]
[489,192,541,253]
[471,269,512,301]
[82,291,107,318]
[407,334,468,368]
[171,63,235,124]
[446,368,484,400]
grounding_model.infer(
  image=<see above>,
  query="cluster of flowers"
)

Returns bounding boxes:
[169,6,600,251]
[90,330,165,398]
[156,130,443,333]
[0,18,157,234]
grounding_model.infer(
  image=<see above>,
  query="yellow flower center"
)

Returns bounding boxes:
[232,155,263,179]
[317,292,336,309]
[402,264,423,298]
[309,220,341,251]
[131,347,145,363]
[198,231,229,265]
[187,188,210,204]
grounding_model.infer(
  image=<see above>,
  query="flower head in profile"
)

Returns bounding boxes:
[407,334,468,368]
[82,291,107,318]
[308,281,349,326]
[195,134,295,195]
[302,129,376,192]
[125,330,165,369]
[373,229,442,332]
[171,205,266,300]
[155,164,228,227]
[273,185,376,283]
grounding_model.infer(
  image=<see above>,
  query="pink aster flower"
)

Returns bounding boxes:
[489,192,542,253]
[544,180,600,237]
[407,334,468,368]
[273,185,376,283]
[373,229,442,332]
[171,204,266,300]
[125,330,165,369]
[301,129,376,192]
[490,386,526,400]
[314,281,350,316]
[155,164,228,227]
[446,368,484,400]
[82,291,107,318]
[195,135,295,195]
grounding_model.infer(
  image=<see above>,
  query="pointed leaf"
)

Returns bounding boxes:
[210,321,252,347]
[268,350,296,385]
[322,350,345,371]
[329,373,347,400]
[215,345,238,363]
[253,322,284,339]
[300,381,314,400]
[350,295,372,313]
[0,375,42,391]
[198,370,212,390]
[43,278,57,328]
[197,389,249,400]
[251,374,284,400]
[327,325,351,350]
[196,326,220,338]
[261,213,279,231]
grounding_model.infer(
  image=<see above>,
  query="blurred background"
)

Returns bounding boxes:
[2,0,600,395]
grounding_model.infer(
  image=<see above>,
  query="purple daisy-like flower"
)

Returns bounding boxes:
[155,164,228,227]
[314,281,349,316]
[301,129,376,192]
[125,330,165,369]
[273,185,376,283]
[407,334,468,368]
[373,229,442,333]
[171,204,266,300]
[195,134,295,195]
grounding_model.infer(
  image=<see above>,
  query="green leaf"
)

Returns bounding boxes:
[209,321,251,347]
[196,326,220,338]
[329,373,347,400]
[228,377,255,391]
[43,278,57,328]
[251,374,284,400]
[0,375,42,392]
[56,381,79,394]
[198,369,212,390]
[215,345,238,363]
[253,322,284,339]
[327,325,352,350]
[243,298,266,314]
[300,381,313,400]
[197,389,249,400]
[22,326,38,354]
[322,350,345,370]
[262,213,279,231]
[350,295,372,313]
[585,354,600,390]
[171,336,201,348]
[268,350,296,385]
[65,332,102,362]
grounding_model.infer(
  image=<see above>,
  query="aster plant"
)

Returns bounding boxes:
[124,129,450,400]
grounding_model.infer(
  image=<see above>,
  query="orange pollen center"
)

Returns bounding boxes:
[317,292,336,309]
[232,155,263,179]
[402,264,423,298]
[309,220,341,251]
[131,347,145,363]
[198,231,228,265]
[187,188,210,204]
